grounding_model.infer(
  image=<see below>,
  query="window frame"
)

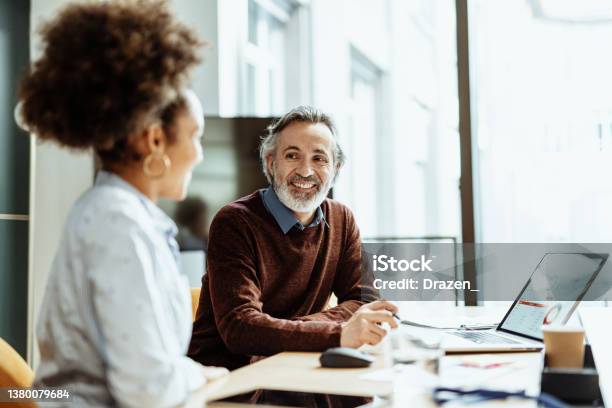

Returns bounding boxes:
[239,0,311,116]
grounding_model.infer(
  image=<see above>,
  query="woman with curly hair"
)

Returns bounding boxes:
[18,1,227,406]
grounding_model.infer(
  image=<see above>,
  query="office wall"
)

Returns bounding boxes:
[170,0,220,116]
[0,0,30,359]
[28,0,94,365]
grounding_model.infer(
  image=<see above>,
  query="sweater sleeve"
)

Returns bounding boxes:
[296,206,379,323]
[206,207,342,356]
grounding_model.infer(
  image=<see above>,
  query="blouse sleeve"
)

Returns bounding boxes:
[85,214,205,407]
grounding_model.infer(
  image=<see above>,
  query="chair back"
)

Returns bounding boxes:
[190,287,201,321]
[0,337,33,388]
[0,337,36,407]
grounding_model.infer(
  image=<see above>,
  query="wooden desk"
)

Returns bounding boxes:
[205,352,393,402]
[185,350,542,407]
[185,305,544,407]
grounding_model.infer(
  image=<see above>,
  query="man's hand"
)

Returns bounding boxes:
[340,300,399,348]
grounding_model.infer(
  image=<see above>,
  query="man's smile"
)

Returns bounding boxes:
[291,181,317,190]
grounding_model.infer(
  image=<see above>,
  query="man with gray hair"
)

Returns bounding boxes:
[189,106,398,370]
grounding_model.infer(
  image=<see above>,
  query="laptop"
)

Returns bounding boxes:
[440,252,608,353]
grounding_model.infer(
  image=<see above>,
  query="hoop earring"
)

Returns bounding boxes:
[143,151,171,179]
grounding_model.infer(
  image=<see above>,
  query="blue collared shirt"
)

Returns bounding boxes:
[260,186,326,234]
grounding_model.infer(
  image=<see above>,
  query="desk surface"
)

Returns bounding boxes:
[192,350,542,407]
[205,351,392,402]
[186,305,546,407]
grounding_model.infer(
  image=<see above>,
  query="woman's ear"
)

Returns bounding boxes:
[144,122,167,154]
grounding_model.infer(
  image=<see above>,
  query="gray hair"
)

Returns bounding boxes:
[259,105,346,184]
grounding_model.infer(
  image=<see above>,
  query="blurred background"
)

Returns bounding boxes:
[159,0,462,245]
[157,0,612,246]
[2,0,612,361]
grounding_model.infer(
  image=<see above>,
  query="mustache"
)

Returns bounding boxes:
[288,175,321,185]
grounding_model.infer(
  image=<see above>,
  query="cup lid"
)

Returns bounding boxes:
[541,324,584,333]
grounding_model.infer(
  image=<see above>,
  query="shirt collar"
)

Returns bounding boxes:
[95,170,178,238]
[260,186,326,234]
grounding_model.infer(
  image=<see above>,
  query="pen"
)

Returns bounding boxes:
[391,313,497,331]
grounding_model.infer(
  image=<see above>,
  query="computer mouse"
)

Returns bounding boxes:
[319,347,375,368]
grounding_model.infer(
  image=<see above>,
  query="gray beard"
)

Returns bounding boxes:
[273,177,331,214]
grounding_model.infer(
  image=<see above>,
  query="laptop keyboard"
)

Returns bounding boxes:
[450,330,522,345]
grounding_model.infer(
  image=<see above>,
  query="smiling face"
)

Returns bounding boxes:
[267,121,337,218]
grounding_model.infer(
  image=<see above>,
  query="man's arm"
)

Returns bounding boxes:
[207,208,343,357]
[296,206,378,323]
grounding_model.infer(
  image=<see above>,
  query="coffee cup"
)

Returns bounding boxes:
[542,325,585,369]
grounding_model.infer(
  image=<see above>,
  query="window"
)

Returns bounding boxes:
[340,49,383,237]
[331,0,461,241]
[242,0,306,116]
[470,0,612,242]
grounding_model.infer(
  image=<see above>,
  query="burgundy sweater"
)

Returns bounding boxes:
[188,191,377,370]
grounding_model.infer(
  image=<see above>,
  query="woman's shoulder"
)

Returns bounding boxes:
[67,184,152,241]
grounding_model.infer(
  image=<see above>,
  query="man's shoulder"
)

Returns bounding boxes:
[213,190,264,224]
[322,197,355,221]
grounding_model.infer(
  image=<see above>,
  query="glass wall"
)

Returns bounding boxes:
[313,0,462,241]
[166,0,463,248]
[470,0,612,242]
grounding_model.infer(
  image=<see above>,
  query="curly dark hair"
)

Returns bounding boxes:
[18,0,203,162]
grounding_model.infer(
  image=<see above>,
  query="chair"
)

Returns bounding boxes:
[0,337,36,407]
[190,287,201,321]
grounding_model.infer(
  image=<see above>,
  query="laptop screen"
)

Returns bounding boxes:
[497,252,608,341]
